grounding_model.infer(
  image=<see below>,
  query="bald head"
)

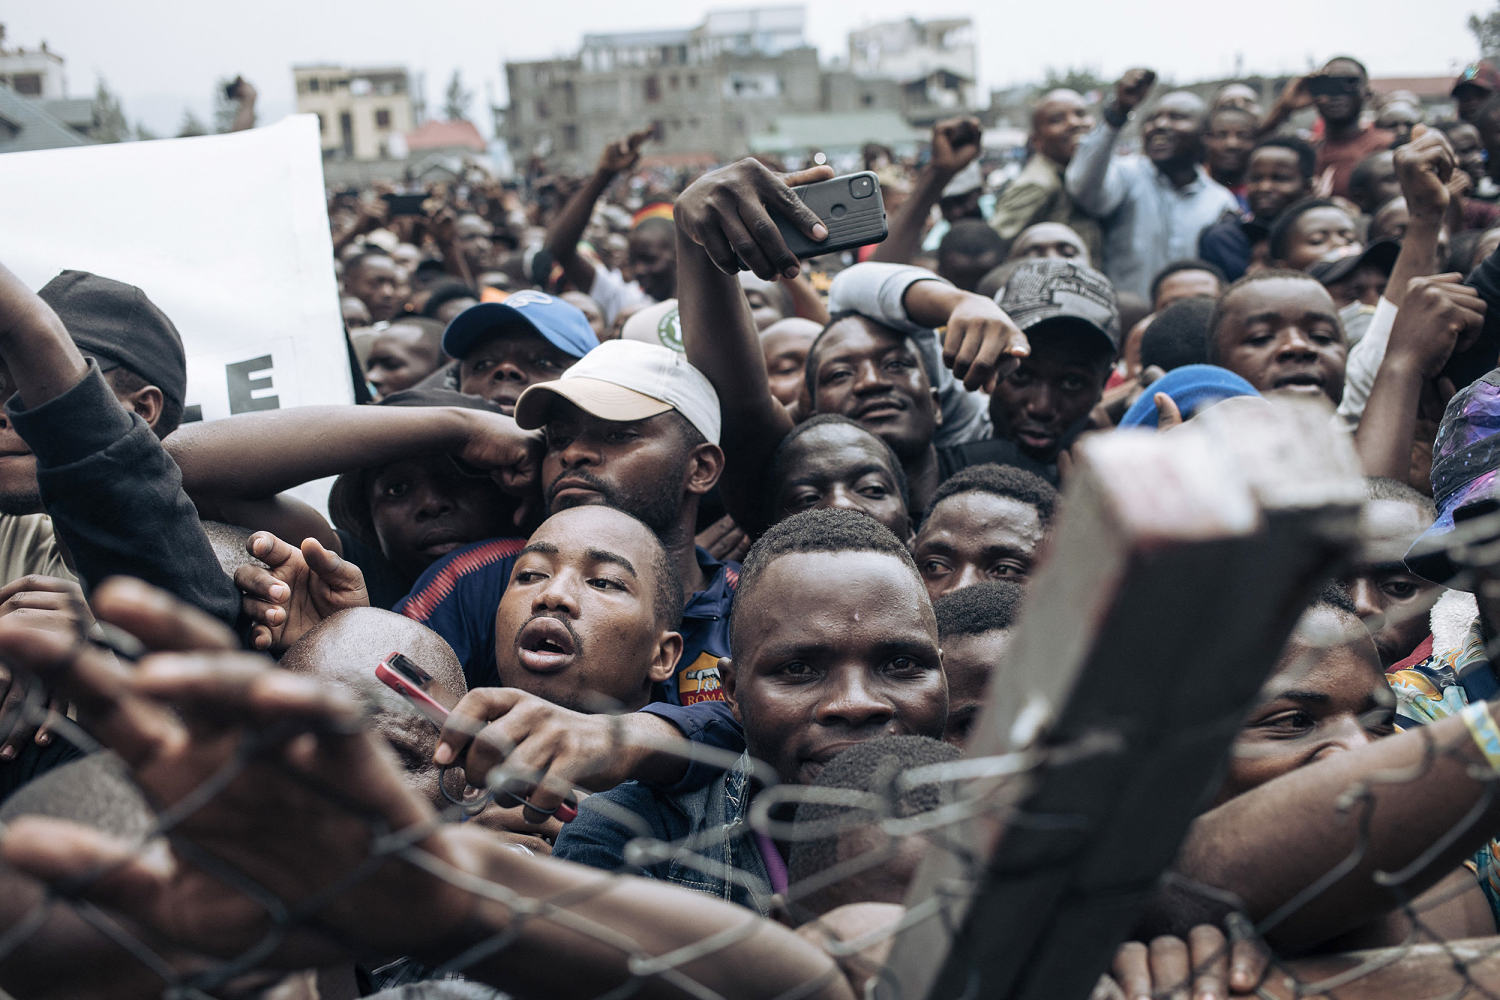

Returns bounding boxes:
[0,753,153,840]
[1144,92,1209,170]
[282,609,464,806]
[1031,89,1093,165]
[1009,222,1091,265]
[1032,89,1085,130]
[1156,91,1207,122]
[283,607,464,711]
[1213,82,1260,114]
[761,317,822,408]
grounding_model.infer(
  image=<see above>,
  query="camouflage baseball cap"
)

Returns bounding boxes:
[997,258,1120,355]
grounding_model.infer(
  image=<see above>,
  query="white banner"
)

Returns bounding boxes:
[0,114,351,422]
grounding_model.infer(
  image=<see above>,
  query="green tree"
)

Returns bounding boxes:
[177,110,208,138]
[444,69,473,121]
[1037,67,1107,98]
[133,121,158,142]
[92,79,130,143]
[1471,3,1500,62]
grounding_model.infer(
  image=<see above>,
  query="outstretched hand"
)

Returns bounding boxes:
[235,532,370,653]
[0,577,475,968]
[1385,273,1487,378]
[435,687,650,823]
[1101,923,1269,999]
[940,294,1030,392]
[454,409,545,526]
[675,158,832,280]
[0,575,86,757]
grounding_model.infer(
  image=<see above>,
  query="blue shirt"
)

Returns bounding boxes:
[553,751,774,915]
[1065,120,1239,301]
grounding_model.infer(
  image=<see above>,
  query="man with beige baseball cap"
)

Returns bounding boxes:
[401,339,741,779]
[513,339,720,445]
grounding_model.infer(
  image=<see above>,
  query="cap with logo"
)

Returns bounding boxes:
[441,290,599,361]
[997,258,1120,355]
[620,298,684,352]
[1453,61,1500,97]
[514,339,720,445]
[1407,369,1500,584]
[37,270,187,410]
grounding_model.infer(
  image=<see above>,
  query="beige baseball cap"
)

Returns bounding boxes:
[514,339,721,444]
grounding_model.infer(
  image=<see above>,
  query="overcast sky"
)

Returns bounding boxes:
[5,0,1491,136]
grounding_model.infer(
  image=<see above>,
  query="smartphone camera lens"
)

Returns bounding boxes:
[850,175,875,199]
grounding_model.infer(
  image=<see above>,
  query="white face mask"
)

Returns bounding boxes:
[1340,298,1377,349]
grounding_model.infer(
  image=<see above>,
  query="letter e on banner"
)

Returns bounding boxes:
[227,355,279,413]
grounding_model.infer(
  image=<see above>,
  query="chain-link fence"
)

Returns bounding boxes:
[0,404,1499,1000]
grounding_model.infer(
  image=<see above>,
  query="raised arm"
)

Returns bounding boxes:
[1256,74,1313,138]
[1382,128,1449,311]
[0,265,238,623]
[168,405,541,550]
[675,158,829,533]
[871,117,982,266]
[828,261,1027,397]
[0,578,855,1000]
[0,263,87,404]
[227,76,257,132]
[1066,69,1155,218]
[1160,703,1500,953]
[1353,273,1483,481]
[1354,130,1481,480]
[543,128,654,291]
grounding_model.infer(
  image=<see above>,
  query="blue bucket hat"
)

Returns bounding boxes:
[1406,369,1500,584]
[441,289,599,361]
[1118,364,1260,429]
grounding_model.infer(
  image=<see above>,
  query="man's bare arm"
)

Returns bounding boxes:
[871,117,981,266]
[168,405,539,549]
[543,128,655,291]
[675,159,829,532]
[1163,706,1500,953]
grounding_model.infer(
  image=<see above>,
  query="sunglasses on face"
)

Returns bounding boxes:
[1307,75,1361,97]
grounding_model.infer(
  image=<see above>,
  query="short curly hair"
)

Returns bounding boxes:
[731,507,919,658]
[922,463,1058,529]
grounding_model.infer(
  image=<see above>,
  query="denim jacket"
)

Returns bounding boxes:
[553,751,773,915]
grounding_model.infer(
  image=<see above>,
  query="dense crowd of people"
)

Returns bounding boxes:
[8,51,1500,999]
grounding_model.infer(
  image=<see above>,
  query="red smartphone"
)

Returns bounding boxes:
[375,651,578,822]
[376,651,454,728]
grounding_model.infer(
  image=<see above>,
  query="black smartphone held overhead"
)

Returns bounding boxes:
[773,171,887,259]
[382,192,428,217]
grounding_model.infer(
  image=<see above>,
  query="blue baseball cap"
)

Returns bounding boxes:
[1119,365,1260,429]
[441,290,599,361]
